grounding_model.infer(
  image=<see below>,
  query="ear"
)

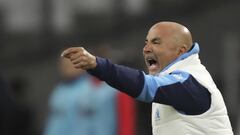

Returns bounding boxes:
[177,45,187,56]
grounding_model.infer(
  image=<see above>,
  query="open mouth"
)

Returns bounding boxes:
[144,55,159,74]
[144,54,160,74]
[147,58,157,67]
[146,57,158,70]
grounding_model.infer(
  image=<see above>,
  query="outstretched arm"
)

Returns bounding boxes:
[61,47,211,115]
[61,47,144,97]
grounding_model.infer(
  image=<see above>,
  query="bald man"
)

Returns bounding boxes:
[61,22,233,135]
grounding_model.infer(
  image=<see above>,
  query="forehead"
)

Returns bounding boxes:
[146,26,172,40]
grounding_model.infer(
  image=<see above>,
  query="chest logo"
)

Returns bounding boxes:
[155,108,160,121]
[172,74,184,81]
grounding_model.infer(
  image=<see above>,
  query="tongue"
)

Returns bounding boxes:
[149,64,157,70]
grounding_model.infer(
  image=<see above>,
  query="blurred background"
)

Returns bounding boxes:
[0,0,240,135]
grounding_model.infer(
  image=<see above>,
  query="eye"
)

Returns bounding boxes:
[151,38,161,44]
[145,39,148,44]
[153,41,160,44]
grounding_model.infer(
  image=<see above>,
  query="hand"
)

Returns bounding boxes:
[61,47,97,70]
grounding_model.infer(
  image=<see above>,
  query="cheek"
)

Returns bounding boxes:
[155,50,167,62]
[154,46,170,56]
[155,48,178,61]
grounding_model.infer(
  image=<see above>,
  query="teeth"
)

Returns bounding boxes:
[147,59,153,62]
[145,56,157,67]
[147,59,156,66]
[147,62,151,66]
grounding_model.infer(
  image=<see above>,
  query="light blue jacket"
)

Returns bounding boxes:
[44,75,117,135]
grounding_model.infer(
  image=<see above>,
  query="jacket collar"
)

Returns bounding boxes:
[160,42,200,73]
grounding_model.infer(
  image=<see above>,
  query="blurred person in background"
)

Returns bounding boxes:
[0,74,14,135]
[10,77,34,135]
[44,56,135,135]
[61,21,233,135]
[0,74,34,135]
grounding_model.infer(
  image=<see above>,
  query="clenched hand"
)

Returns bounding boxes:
[61,47,97,70]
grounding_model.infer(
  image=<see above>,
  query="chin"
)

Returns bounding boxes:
[148,71,157,75]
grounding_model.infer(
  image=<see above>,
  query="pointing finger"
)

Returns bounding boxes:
[72,57,86,65]
[61,47,84,58]
[69,52,82,61]
[74,61,87,68]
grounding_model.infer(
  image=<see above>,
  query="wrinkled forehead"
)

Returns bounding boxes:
[146,25,173,40]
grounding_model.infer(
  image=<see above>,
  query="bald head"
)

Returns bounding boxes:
[151,21,193,50]
[144,22,194,74]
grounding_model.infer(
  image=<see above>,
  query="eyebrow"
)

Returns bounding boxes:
[145,37,161,42]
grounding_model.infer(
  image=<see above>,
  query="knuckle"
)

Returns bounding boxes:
[79,47,84,50]
[74,65,79,68]
[80,61,85,65]
[70,56,76,61]
[74,64,81,68]
[73,60,78,64]
[81,56,86,61]
[70,55,74,60]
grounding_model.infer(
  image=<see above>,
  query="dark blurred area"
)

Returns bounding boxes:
[0,0,240,135]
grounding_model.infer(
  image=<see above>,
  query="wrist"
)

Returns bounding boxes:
[91,56,97,69]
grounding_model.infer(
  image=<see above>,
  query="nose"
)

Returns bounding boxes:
[143,43,153,54]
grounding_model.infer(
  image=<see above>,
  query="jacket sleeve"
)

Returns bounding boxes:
[87,57,144,98]
[87,57,211,115]
[138,71,211,114]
